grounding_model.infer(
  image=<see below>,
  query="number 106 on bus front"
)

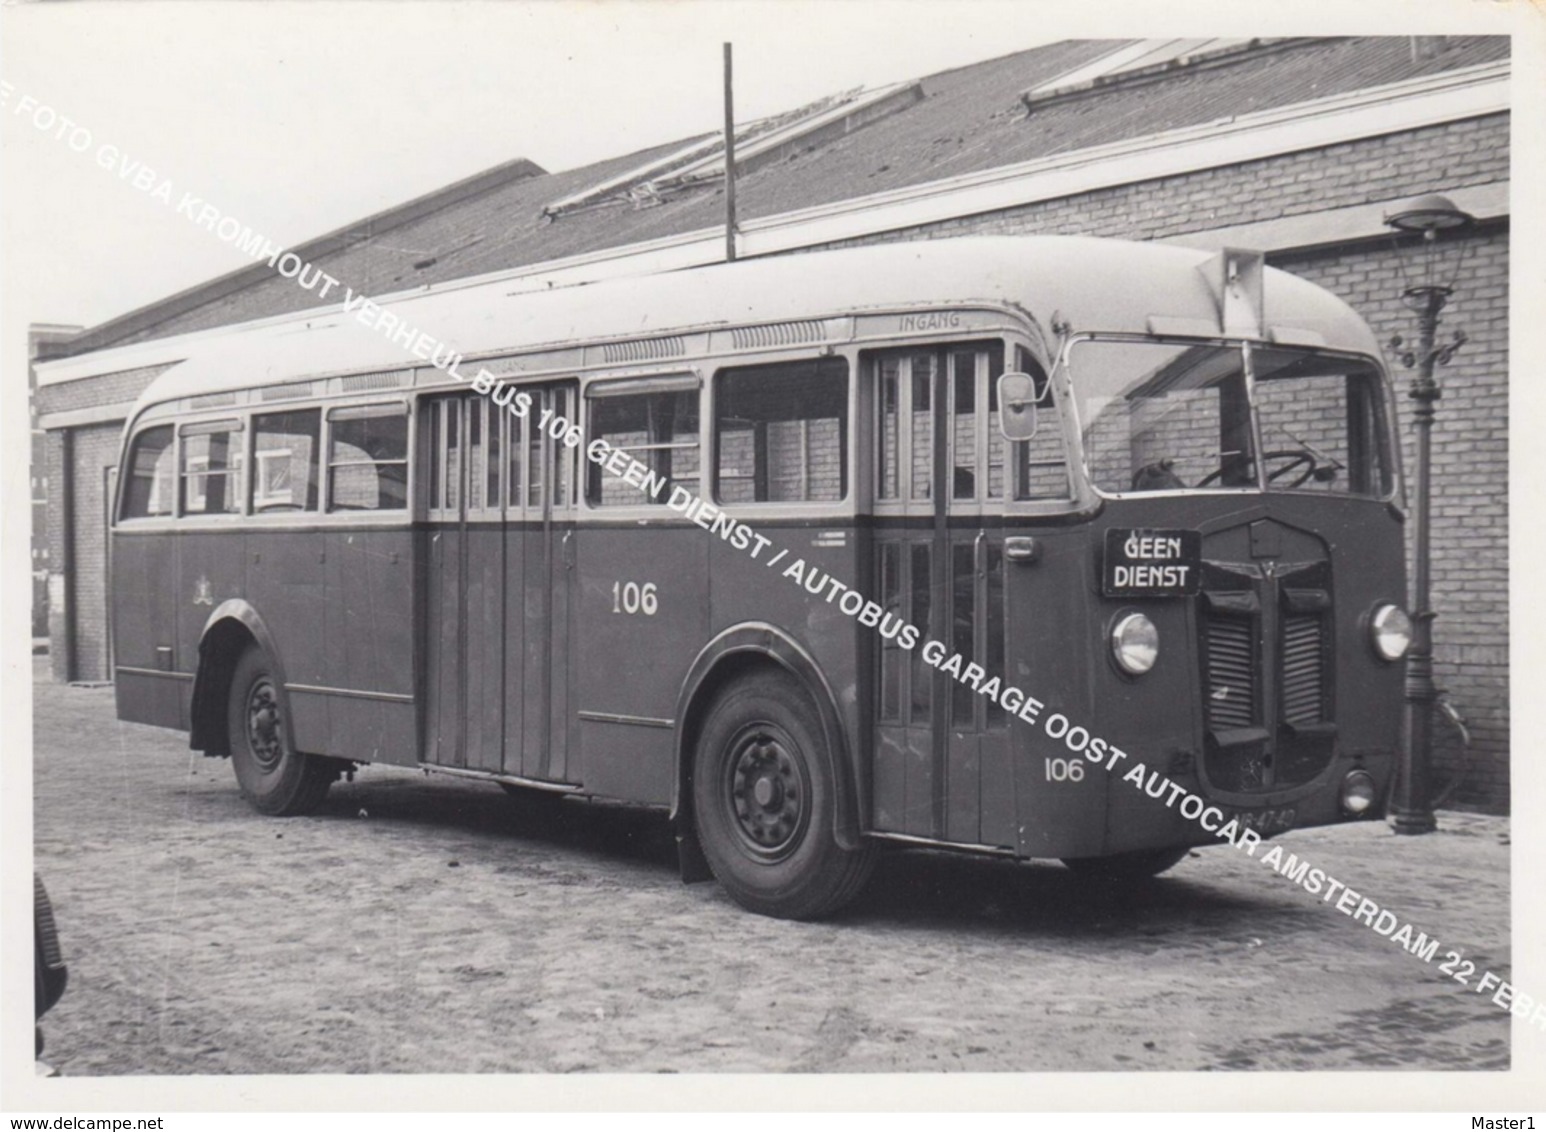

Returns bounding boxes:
[1045,758,1085,783]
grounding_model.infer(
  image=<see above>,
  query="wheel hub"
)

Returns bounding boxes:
[728,729,805,858]
[753,776,779,808]
[245,679,285,773]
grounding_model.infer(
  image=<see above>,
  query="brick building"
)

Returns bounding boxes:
[32,36,1510,808]
[28,323,80,640]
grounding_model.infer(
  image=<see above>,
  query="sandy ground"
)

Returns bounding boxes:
[32,660,1510,1074]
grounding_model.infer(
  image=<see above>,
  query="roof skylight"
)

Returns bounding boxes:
[543,80,923,220]
[1021,38,1270,112]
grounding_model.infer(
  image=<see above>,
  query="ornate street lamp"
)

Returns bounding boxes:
[1382,193,1473,835]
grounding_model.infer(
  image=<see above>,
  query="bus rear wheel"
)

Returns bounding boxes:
[227,645,334,816]
[1061,847,1189,880]
[692,671,876,920]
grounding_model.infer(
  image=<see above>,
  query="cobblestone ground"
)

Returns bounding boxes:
[32,661,1510,1074]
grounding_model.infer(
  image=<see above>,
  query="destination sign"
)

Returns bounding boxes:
[1103,528,1202,598]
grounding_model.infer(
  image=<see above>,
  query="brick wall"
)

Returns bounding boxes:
[35,361,175,417]
[44,422,123,683]
[66,424,124,682]
[820,115,1508,250]
[44,430,70,684]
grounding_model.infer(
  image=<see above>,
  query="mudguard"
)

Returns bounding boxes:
[189,600,293,755]
[671,622,862,851]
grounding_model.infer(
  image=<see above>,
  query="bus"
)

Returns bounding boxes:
[110,235,1410,920]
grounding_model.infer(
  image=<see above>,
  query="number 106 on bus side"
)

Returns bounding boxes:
[611,580,659,616]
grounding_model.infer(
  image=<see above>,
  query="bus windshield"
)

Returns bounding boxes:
[1073,338,1392,497]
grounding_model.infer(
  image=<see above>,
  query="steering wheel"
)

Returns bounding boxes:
[1196,449,1319,490]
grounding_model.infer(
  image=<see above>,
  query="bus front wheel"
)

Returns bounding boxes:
[1061,847,1190,880]
[692,672,875,920]
[227,646,334,816]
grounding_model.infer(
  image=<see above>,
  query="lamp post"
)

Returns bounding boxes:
[1382,193,1473,835]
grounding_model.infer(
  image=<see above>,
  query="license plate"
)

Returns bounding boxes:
[1231,807,1297,836]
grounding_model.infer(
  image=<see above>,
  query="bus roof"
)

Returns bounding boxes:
[131,235,1380,414]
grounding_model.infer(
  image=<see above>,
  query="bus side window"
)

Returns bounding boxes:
[252,409,321,512]
[877,342,1028,504]
[878,360,901,500]
[714,358,848,504]
[586,381,700,507]
[121,425,175,520]
[911,357,934,500]
[328,405,409,511]
[951,349,979,500]
[873,352,936,504]
[1008,347,1071,501]
[180,420,243,516]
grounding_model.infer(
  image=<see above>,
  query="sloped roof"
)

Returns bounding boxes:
[51,35,1508,358]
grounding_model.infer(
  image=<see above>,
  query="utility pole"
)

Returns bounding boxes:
[723,42,737,262]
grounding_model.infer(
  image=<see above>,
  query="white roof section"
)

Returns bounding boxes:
[130,235,1380,417]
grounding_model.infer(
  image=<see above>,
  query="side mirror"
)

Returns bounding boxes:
[997,371,1040,441]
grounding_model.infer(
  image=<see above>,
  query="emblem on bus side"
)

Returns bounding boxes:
[193,575,214,606]
[1102,529,1202,598]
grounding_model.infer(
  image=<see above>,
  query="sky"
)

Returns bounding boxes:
[1,1,1075,333]
[2,0,1521,339]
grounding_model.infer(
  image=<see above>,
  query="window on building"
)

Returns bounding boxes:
[252,409,321,512]
[121,425,174,519]
[179,420,243,516]
[714,358,848,503]
[328,405,409,511]
[585,378,700,506]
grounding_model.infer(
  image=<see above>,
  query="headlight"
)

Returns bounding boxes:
[1110,612,1159,675]
[1370,604,1412,662]
[1341,770,1377,816]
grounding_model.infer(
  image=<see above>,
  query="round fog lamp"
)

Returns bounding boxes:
[1341,770,1377,816]
[1110,612,1159,676]
[1370,604,1412,662]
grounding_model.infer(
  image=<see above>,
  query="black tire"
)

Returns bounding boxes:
[227,645,334,816]
[692,670,876,920]
[1061,846,1190,880]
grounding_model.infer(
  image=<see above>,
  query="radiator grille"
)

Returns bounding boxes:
[1281,614,1324,726]
[1205,615,1256,729]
